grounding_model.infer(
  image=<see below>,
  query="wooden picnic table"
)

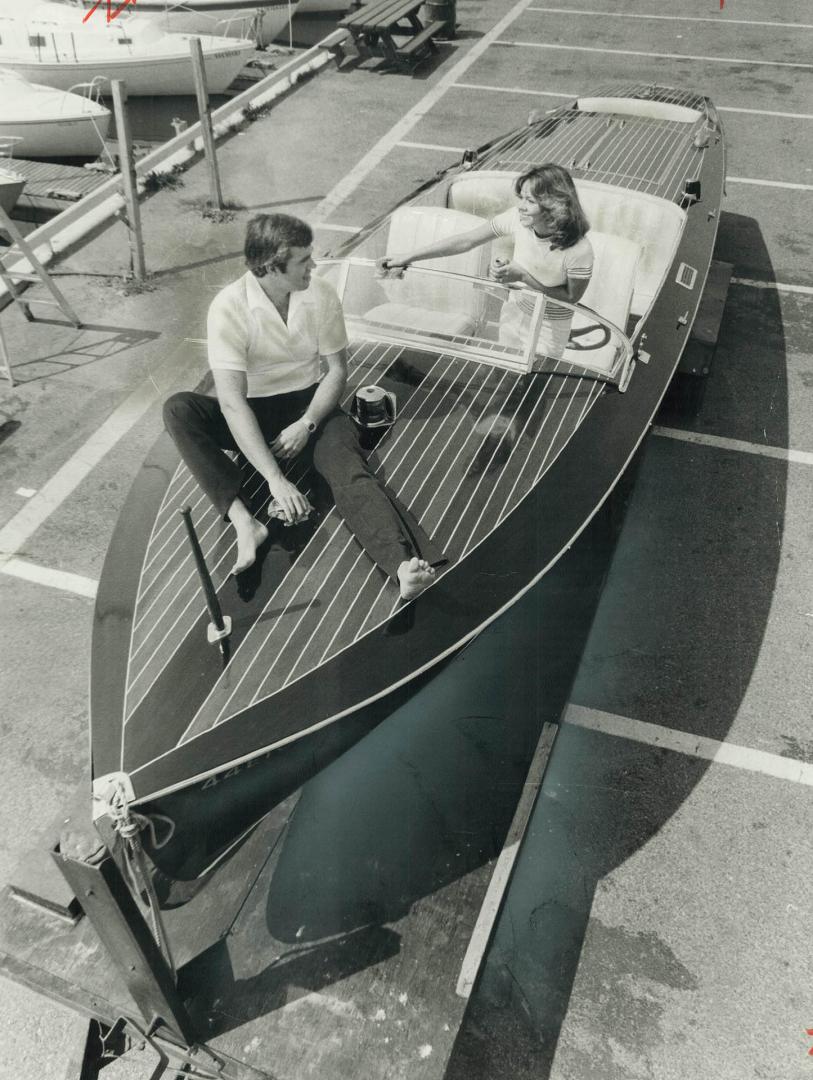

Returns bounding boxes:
[338,0,446,69]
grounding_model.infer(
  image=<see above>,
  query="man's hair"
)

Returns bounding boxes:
[245,213,313,277]
[513,164,590,250]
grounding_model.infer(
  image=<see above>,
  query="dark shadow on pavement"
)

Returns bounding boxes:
[445,215,788,1078]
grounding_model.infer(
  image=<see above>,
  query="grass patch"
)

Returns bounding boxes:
[107,273,158,297]
[142,167,185,193]
[182,195,245,223]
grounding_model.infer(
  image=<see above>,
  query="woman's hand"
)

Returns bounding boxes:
[267,476,312,525]
[489,257,527,286]
[271,421,309,461]
[375,255,409,279]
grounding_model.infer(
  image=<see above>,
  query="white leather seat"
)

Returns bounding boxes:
[565,230,641,373]
[447,171,684,318]
[365,205,491,337]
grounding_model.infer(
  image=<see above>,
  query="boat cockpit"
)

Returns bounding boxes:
[330,164,691,392]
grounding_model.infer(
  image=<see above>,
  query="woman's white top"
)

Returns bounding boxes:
[489,207,594,358]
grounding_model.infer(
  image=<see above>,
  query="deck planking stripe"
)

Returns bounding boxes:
[126,341,394,717]
[181,512,348,740]
[249,531,369,709]
[494,372,585,526]
[411,371,515,535]
[438,376,543,555]
[392,368,510,517]
[283,546,372,685]
[178,347,453,737]
[444,374,594,555]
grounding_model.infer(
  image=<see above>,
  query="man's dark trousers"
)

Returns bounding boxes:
[163,386,446,581]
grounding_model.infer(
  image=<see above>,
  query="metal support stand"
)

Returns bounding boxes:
[53,832,272,1080]
[54,835,197,1047]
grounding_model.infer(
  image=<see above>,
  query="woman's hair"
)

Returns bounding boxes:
[245,213,313,277]
[513,164,590,250]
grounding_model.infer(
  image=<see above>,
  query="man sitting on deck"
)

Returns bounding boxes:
[163,213,445,600]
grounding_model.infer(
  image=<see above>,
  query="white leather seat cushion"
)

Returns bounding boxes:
[447,172,684,316]
[378,206,491,331]
[564,230,641,372]
[363,302,477,338]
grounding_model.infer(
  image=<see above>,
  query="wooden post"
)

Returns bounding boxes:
[111,80,146,282]
[54,827,197,1047]
[189,37,224,211]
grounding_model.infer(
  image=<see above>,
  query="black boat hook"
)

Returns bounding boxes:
[180,506,231,663]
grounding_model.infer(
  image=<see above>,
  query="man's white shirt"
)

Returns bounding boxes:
[207,271,348,398]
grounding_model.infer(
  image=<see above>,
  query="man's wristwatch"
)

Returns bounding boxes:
[299,415,317,434]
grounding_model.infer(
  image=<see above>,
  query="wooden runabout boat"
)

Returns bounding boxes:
[91,83,725,882]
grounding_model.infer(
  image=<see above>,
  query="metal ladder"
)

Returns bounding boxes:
[0,202,81,387]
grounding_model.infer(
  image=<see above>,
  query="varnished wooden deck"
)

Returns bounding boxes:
[122,337,604,772]
[479,83,710,203]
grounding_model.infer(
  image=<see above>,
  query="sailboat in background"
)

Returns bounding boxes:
[0,69,111,159]
[0,162,25,213]
[0,2,254,96]
[71,0,302,47]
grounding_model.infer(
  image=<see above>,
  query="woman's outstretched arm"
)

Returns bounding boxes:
[377,220,496,274]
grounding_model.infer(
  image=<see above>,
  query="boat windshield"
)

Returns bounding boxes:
[317,258,636,390]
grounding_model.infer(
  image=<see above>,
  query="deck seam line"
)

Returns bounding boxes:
[525,7,813,31]
[493,40,813,70]
[564,705,813,786]
[453,82,813,121]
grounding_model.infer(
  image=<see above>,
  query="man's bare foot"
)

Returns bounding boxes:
[232,516,268,575]
[397,557,436,600]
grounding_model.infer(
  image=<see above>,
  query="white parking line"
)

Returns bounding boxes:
[526,7,813,31]
[0,341,205,567]
[1,558,98,599]
[316,223,360,233]
[313,0,536,223]
[716,104,813,122]
[396,139,813,194]
[399,140,465,153]
[565,705,813,787]
[454,81,813,121]
[732,278,813,296]
[494,39,813,70]
[653,427,813,467]
[455,81,573,98]
[727,176,813,192]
